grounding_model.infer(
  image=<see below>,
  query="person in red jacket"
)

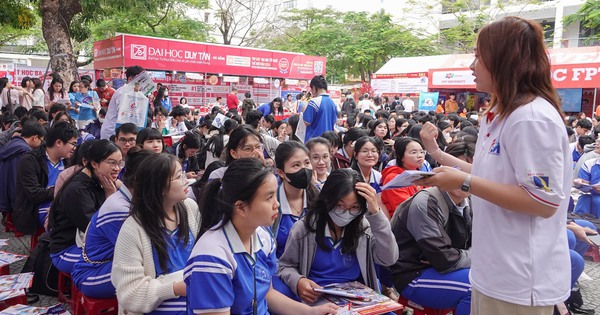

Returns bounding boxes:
[226,88,239,114]
[381,137,426,217]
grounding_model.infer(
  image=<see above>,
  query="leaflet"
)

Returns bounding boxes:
[381,170,435,190]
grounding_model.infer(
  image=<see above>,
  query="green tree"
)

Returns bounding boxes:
[1,0,209,87]
[564,0,600,43]
[257,9,437,83]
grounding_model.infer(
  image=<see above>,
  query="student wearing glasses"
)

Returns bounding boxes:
[13,122,78,235]
[207,125,266,180]
[112,154,199,315]
[277,168,398,303]
[114,123,138,158]
[49,139,123,274]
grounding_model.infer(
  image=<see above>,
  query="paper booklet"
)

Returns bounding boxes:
[315,281,403,315]
[381,170,435,190]
[0,251,27,267]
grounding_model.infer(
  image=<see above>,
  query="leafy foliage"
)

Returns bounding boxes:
[257,9,438,83]
[564,0,600,43]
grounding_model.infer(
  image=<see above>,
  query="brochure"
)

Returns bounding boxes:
[316,282,403,315]
[0,273,34,292]
[0,304,70,315]
[381,170,435,190]
[0,251,27,267]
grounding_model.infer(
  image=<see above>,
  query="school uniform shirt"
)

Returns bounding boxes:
[308,224,362,286]
[303,94,337,141]
[39,155,65,223]
[578,157,600,195]
[71,186,132,290]
[148,227,195,314]
[361,169,382,194]
[471,97,571,306]
[184,222,277,315]
[273,184,307,258]
[257,103,271,117]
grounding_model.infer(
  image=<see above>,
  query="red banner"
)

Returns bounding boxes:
[94,35,326,80]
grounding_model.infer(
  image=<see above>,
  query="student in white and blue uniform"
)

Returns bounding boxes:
[40,153,65,226]
[71,148,154,298]
[278,169,398,305]
[112,154,200,315]
[350,137,383,194]
[306,137,332,191]
[302,75,337,142]
[185,158,338,315]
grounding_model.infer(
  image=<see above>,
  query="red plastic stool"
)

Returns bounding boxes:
[30,227,44,251]
[0,264,10,276]
[397,296,455,315]
[72,284,118,315]
[58,272,73,305]
[584,244,600,263]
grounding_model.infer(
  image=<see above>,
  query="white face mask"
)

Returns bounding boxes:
[329,208,360,227]
[98,118,105,124]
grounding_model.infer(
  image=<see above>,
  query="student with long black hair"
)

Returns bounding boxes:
[208,125,265,180]
[203,119,238,169]
[185,158,338,315]
[112,153,200,314]
[72,147,155,299]
[176,131,201,178]
[49,139,122,274]
[278,168,398,303]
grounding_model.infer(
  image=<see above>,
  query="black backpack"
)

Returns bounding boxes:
[21,232,59,296]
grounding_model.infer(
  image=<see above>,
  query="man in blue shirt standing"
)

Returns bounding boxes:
[302,75,337,142]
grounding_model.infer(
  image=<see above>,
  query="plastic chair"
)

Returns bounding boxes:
[57,272,73,305]
[397,296,455,315]
[585,244,600,262]
[72,284,118,315]
[30,227,45,251]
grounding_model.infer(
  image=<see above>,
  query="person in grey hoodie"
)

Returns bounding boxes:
[277,168,398,303]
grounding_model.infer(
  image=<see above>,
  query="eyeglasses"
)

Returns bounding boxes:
[333,205,362,216]
[118,137,136,144]
[358,149,378,156]
[67,141,78,148]
[240,144,264,153]
[407,150,426,156]
[171,171,187,184]
[104,159,125,169]
[311,155,330,162]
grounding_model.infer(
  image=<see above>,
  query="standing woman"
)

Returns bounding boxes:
[185,158,337,315]
[19,77,34,110]
[45,76,69,111]
[278,168,398,303]
[68,80,81,122]
[112,154,200,315]
[418,17,571,315]
[31,78,45,110]
[49,139,122,274]
[306,137,331,191]
[241,91,256,119]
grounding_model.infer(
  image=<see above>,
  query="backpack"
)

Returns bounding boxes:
[21,232,59,296]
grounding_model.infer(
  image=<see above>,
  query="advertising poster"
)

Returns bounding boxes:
[418,92,439,111]
[557,88,583,112]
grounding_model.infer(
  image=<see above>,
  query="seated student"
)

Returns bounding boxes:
[307,137,331,191]
[71,148,154,298]
[381,138,426,217]
[49,139,122,274]
[13,122,78,234]
[165,106,189,135]
[151,106,169,135]
[176,131,201,179]
[208,125,265,180]
[0,122,46,217]
[388,140,475,315]
[203,119,239,169]
[332,127,367,170]
[114,123,138,158]
[185,158,338,315]
[278,168,398,302]
[574,157,600,217]
[570,135,595,167]
[112,154,199,315]
[136,127,164,153]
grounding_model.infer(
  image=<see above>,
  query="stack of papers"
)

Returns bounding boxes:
[381,171,435,190]
[0,251,27,267]
[0,304,70,315]
[0,273,34,301]
[576,183,600,193]
[0,240,9,247]
[316,281,403,315]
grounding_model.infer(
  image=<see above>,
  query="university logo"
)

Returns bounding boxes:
[533,176,551,192]
[489,138,500,155]
[131,44,147,60]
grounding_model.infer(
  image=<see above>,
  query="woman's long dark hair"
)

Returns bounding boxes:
[48,76,66,101]
[350,136,381,181]
[305,168,367,254]
[198,158,274,236]
[130,154,190,272]
[177,131,201,160]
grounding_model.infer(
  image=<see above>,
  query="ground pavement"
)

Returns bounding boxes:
[0,221,598,311]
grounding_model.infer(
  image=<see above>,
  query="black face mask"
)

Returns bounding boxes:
[285,168,313,189]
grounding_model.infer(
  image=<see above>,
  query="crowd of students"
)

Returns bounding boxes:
[0,16,595,315]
